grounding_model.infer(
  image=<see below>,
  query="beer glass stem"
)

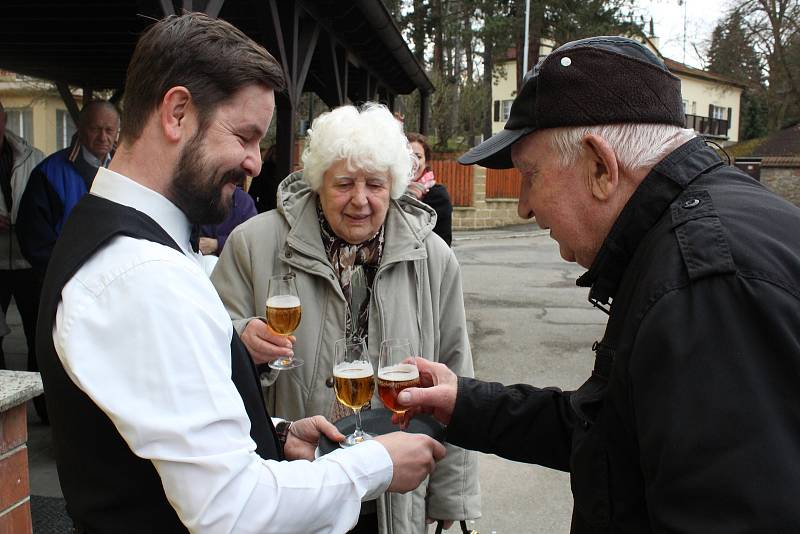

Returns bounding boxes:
[353,408,365,441]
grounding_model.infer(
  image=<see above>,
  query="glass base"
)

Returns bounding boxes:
[268,357,304,370]
[340,431,373,448]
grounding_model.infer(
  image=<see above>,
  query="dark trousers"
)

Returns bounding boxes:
[0,268,40,370]
[348,512,378,533]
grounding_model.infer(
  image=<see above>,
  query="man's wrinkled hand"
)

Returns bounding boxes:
[283,415,344,461]
[392,357,458,428]
[241,318,295,366]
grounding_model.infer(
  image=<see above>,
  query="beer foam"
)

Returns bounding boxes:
[333,361,374,379]
[378,363,419,380]
[267,294,301,308]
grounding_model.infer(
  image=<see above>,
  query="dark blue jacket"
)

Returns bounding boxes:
[16,145,97,275]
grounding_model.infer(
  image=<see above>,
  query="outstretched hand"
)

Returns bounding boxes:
[392,357,458,428]
[283,415,344,461]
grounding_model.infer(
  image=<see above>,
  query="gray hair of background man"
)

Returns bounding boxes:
[119,12,286,145]
[77,100,119,131]
[301,103,414,199]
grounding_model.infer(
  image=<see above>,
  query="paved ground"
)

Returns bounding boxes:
[3,222,608,533]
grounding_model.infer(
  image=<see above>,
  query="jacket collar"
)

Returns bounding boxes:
[277,171,434,271]
[4,130,33,167]
[576,137,724,311]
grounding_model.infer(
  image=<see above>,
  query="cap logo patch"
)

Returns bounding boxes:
[560,57,572,67]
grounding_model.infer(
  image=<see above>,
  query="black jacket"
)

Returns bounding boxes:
[447,138,800,533]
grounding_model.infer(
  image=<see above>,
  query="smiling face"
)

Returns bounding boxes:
[410,141,427,181]
[169,84,274,224]
[512,130,610,268]
[318,159,392,244]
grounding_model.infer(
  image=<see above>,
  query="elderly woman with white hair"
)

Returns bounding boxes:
[211,103,480,533]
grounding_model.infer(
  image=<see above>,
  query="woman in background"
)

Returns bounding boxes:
[406,132,453,246]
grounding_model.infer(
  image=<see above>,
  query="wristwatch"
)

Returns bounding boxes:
[274,419,293,447]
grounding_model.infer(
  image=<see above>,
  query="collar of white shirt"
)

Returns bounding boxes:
[90,166,194,256]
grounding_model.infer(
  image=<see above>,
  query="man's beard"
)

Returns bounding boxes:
[168,132,245,225]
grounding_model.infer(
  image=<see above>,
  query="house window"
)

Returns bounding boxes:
[501,100,513,121]
[710,105,726,120]
[5,108,33,144]
[56,110,77,150]
[682,100,688,114]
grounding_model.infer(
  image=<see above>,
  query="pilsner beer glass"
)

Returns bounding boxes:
[377,338,419,415]
[333,337,375,447]
[266,273,303,370]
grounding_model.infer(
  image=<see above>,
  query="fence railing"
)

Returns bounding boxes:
[685,114,729,138]
[431,160,473,206]
[486,167,522,199]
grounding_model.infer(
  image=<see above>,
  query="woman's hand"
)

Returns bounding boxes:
[240,318,295,365]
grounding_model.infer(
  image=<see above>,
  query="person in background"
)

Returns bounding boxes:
[16,100,119,279]
[406,132,453,246]
[199,177,257,256]
[0,99,44,373]
[211,103,480,533]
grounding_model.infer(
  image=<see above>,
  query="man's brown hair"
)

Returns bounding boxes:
[119,13,286,144]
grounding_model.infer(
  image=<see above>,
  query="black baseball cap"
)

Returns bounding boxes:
[459,36,685,169]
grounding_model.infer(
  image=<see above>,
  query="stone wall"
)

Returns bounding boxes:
[451,166,531,229]
[761,167,800,207]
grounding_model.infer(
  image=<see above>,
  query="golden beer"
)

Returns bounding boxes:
[266,295,302,335]
[377,364,420,414]
[333,362,375,410]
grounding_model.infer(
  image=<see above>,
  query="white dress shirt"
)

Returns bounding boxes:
[53,167,393,533]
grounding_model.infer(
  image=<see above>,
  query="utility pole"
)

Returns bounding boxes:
[523,0,531,73]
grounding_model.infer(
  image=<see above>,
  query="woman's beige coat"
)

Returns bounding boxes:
[211,172,480,533]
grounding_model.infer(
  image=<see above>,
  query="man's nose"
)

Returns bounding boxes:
[517,194,534,219]
[244,144,262,177]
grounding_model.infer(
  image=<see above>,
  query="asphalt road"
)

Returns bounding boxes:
[452,225,608,534]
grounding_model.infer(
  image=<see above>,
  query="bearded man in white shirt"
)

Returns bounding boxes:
[36,13,445,534]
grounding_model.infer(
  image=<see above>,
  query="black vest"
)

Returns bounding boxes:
[36,194,281,533]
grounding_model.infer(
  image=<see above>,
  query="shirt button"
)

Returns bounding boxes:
[682,198,701,209]
[325,376,334,388]
[285,250,293,258]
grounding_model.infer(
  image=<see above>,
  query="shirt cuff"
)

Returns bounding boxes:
[320,439,393,502]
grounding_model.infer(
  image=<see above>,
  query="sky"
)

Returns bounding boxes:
[633,0,735,68]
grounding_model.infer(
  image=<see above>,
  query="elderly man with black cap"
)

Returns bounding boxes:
[397,36,800,531]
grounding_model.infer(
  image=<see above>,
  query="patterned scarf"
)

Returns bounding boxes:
[318,201,385,422]
[318,201,384,342]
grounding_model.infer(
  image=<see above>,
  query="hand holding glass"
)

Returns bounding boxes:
[333,337,375,447]
[266,273,303,370]
[378,338,420,415]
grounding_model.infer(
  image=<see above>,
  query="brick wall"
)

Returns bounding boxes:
[0,404,32,533]
[452,166,531,229]
[761,167,800,207]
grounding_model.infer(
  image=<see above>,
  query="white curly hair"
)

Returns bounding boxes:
[300,103,415,199]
